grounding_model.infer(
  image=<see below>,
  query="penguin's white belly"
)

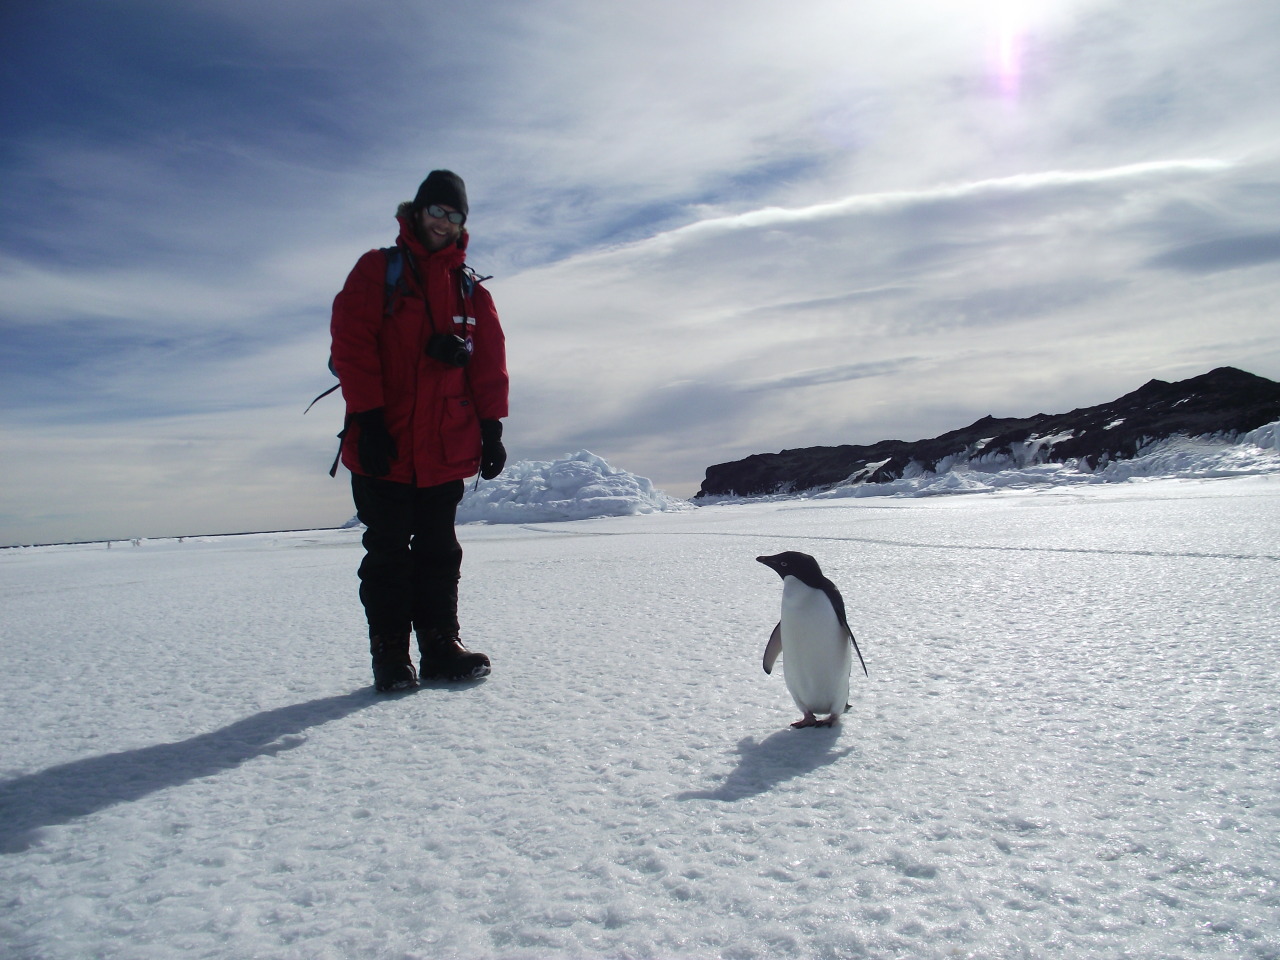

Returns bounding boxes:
[780,581,852,716]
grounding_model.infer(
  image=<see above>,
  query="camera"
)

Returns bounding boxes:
[426,333,471,368]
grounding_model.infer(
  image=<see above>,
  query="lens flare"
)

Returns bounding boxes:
[997,24,1023,99]
[990,3,1026,102]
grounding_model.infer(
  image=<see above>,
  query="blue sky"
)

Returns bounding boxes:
[3,0,1279,545]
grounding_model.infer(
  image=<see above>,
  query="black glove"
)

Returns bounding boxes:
[354,408,397,478]
[479,419,507,480]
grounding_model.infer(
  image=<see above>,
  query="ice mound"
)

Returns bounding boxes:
[457,450,689,523]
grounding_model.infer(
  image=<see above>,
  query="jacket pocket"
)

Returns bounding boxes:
[439,395,481,467]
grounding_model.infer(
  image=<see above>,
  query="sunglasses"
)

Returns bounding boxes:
[425,204,465,225]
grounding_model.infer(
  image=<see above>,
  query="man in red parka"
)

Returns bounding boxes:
[331,170,509,692]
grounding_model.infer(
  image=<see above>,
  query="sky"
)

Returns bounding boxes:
[2,0,1279,546]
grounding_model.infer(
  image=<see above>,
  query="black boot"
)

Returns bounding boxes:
[418,628,490,681]
[371,634,419,692]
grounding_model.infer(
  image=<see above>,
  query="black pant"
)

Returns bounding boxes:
[351,475,465,639]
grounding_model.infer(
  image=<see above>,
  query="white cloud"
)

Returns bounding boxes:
[494,153,1279,493]
[662,159,1234,237]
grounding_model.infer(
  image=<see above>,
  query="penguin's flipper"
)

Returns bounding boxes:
[848,630,869,677]
[823,581,867,678]
[763,623,782,674]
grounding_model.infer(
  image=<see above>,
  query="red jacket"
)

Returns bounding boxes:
[330,217,509,487]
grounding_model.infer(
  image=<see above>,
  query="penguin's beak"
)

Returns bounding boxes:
[757,554,789,579]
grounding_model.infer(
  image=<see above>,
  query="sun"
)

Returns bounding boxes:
[988,0,1027,101]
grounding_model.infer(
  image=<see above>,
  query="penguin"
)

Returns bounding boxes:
[757,551,867,728]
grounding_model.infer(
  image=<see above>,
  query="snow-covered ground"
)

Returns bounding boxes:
[2,467,1279,958]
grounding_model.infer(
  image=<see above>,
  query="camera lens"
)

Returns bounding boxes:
[427,333,471,367]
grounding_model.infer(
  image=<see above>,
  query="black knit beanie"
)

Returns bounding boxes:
[411,170,468,221]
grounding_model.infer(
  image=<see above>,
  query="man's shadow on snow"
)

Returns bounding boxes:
[0,690,379,854]
[676,726,854,802]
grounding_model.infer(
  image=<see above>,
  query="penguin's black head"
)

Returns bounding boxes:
[756,551,823,583]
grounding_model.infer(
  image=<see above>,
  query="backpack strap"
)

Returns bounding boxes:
[304,382,341,415]
[308,247,406,417]
[312,246,408,474]
[460,264,492,298]
[327,421,348,477]
[381,245,407,316]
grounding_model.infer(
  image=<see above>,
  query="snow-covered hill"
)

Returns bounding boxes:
[699,367,1280,499]
[815,416,1280,500]
[698,418,1280,503]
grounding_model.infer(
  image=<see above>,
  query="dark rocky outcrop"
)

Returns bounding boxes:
[696,367,1280,499]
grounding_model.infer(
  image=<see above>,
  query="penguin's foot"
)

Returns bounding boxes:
[791,712,837,728]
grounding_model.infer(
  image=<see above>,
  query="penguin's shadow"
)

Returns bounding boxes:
[677,726,854,802]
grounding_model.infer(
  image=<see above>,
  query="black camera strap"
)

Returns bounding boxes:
[401,244,480,340]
